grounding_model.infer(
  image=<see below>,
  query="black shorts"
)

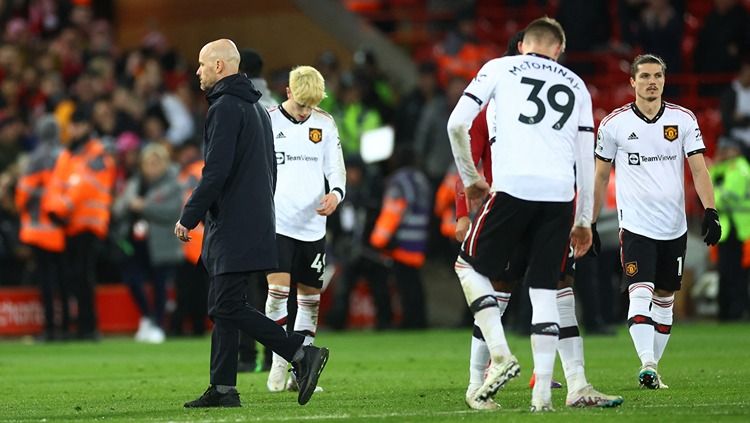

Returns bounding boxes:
[619,229,687,292]
[273,234,326,289]
[460,192,574,289]
[497,238,575,283]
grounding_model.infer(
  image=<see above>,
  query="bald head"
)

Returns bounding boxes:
[196,38,240,91]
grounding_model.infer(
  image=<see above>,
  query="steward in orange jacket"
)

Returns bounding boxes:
[369,148,431,328]
[15,116,69,340]
[42,108,115,339]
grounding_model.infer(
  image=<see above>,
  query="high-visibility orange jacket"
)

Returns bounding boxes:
[179,160,205,264]
[370,167,431,268]
[42,138,115,239]
[15,144,65,252]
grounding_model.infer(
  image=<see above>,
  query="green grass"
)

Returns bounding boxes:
[1,323,749,422]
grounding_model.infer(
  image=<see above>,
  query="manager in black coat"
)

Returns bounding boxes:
[177,39,328,408]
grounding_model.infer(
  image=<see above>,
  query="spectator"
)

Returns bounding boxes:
[336,72,382,158]
[394,61,440,146]
[710,137,750,320]
[42,107,115,340]
[370,146,431,329]
[720,61,750,154]
[113,143,183,343]
[694,0,750,94]
[635,0,683,74]
[15,115,68,340]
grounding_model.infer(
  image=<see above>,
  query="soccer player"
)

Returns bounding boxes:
[265,65,346,392]
[458,99,621,410]
[447,17,595,412]
[592,54,720,389]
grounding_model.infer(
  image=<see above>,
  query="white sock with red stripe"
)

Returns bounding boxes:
[265,284,290,328]
[294,293,320,346]
[651,294,674,364]
[468,291,511,389]
[529,288,559,404]
[627,282,656,366]
[455,257,512,364]
[556,287,587,393]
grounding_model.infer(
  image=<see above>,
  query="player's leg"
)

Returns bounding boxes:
[265,236,294,392]
[649,232,687,389]
[557,261,623,407]
[455,193,526,404]
[620,229,661,388]
[286,238,326,392]
[524,200,574,412]
[465,279,515,410]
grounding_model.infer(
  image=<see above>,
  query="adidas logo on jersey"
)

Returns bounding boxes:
[276,132,286,139]
[628,132,638,140]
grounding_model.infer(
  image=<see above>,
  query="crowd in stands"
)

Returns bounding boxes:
[1,0,749,341]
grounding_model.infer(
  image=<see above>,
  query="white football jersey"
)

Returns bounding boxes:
[269,105,346,242]
[463,53,594,203]
[596,102,705,240]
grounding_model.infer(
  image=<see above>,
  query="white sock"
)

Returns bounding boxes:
[468,326,490,388]
[557,287,587,393]
[651,294,674,364]
[455,257,512,363]
[265,284,290,327]
[468,291,510,389]
[496,291,511,317]
[294,293,321,346]
[529,287,559,403]
[627,283,656,366]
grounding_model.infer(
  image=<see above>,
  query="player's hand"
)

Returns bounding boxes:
[570,225,592,259]
[701,208,721,245]
[174,221,191,242]
[316,193,339,216]
[465,179,490,202]
[586,222,601,257]
[455,216,471,242]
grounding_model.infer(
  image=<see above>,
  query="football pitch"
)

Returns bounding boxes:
[1,323,748,422]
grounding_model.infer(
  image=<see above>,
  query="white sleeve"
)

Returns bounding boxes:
[485,98,496,142]
[447,60,500,187]
[574,90,595,228]
[595,121,617,162]
[324,120,347,201]
[162,94,195,145]
[683,114,706,157]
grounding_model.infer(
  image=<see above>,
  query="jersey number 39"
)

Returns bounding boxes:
[518,77,575,130]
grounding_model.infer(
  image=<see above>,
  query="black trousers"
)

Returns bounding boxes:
[208,271,304,386]
[238,273,271,365]
[66,233,99,336]
[171,260,209,335]
[718,227,749,320]
[326,256,392,330]
[394,262,426,329]
[33,247,68,335]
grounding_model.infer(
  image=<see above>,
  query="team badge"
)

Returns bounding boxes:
[625,261,638,277]
[309,128,323,143]
[663,125,678,142]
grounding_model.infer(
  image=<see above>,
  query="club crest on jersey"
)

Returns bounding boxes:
[625,261,638,277]
[309,128,323,143]
[663,125,678,142]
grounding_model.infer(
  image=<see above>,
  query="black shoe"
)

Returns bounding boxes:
[184,385,241,408]
[291,345,329,405]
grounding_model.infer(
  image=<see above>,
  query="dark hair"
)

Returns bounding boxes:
[239,49,264,78]
[506,31,524,56]
[630,54,667,78]
[523,17,565,47]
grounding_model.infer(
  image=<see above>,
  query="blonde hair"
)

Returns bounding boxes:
[288,65,327,107]
[140,142,170,165]
[523,17,566,49]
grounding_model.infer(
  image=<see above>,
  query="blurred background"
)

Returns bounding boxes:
[0,0,749,342]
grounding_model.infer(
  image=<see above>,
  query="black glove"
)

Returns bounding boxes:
[701,208,721,246]
[587,222,601,257]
